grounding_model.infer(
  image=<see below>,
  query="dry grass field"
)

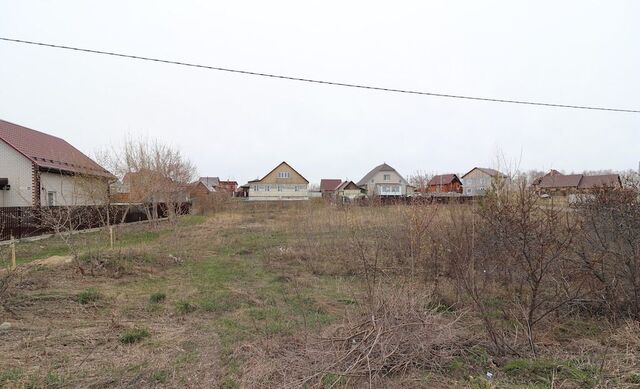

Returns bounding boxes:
[1,199,639,388]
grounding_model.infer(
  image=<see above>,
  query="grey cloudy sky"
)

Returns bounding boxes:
[1,1,639,185]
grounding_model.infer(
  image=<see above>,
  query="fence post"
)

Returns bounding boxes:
[10,235,16,270]
[109,226,114,250]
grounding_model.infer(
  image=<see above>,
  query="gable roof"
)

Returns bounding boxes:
[533,170,622,189]
[536,174,583,188]
[320,179,342,191]
[336,180,362,191]
[357,163,407,186]
[428,174,461,186]
[0,119,112,178]
[461,167,506,179]
[198,177,220,191]
[578,174,621,189]
[256,161,309,184]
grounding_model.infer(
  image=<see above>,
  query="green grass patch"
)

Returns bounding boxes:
[119,327,150,344]
[149,292,166,303]
[45,371,65,388]
[77,288,101,304]
[0,368,23,385]
[176,300,197,314]
[151,370,168,384]
[117,230,161,246]
[178,215,208,227]
[503,358,598,387]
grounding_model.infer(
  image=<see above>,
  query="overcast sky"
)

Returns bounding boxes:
[1,1,639,184]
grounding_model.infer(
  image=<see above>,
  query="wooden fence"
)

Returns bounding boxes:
[0,203,190,241]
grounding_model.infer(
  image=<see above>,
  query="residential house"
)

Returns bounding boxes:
[218,180,238,193]
[0,119,113,207]
[426,174,463,193]
[320,179,342,198]
[335,181,365,202]
[357,163,412,198]
[198,177,220,192]
[248,161,309,201]
[113,170,190,204]
[532,170,622,196]
[461,167,507,196]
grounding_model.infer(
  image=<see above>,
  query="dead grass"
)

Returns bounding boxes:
[0,202,638,388]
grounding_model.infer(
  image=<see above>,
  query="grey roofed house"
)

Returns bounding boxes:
[461,167,508,197]
[357,163,411,197]
[198,177,220,192]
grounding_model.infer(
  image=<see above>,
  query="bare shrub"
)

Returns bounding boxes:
[192,191,232,215]
[478,177,581,356]
[237,284,470,388]
[574,186,640,318]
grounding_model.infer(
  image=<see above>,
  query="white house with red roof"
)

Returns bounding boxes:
[0,119,113,207]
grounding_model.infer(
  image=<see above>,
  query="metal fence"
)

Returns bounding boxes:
[0,203,189,241]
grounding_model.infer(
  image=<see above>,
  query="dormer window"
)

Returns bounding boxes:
[277,172,290,178]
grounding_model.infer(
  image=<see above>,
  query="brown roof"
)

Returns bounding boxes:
[320,179,342,191]
[534,170,622,189]
[0,119,112,178]
[537,174,583,188]
[256,161,309,184]
[427,174,460,186]
[578,174,621,189]
[336,181,362,191]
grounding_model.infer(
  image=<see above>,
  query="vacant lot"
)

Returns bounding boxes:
[1,200,639,388]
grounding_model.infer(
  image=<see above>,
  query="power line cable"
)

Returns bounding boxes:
[1,36,638,114]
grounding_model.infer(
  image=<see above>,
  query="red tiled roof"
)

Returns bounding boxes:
[427,174,460,186]
[320,179,342,191]
[0,119,112,178]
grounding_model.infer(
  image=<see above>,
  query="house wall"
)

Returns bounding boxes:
[339,189,363,199]
[462,169,493,196]
[427,181,462,193]
[248,183,309,201]
[0,140,33,207]
[363,170,409,196]
[39,172,109,206]
[248,163,309,200]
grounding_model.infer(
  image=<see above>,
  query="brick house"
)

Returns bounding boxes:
[0,119,113,207]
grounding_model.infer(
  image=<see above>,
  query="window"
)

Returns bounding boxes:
[253,185,258,191]
[277,185,282,192]
[47,191,56,206]
[266,185,271,191]
[277,172,290,178]
[383,174,391,181]
[294,185,299,191]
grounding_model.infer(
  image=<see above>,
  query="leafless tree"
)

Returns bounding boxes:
[99,137,196,225]
[574,186,640,319]
[480,176,580,356]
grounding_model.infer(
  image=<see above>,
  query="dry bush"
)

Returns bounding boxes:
[192,191,233,215]
[236,284,471,388]
[573,187,640,319]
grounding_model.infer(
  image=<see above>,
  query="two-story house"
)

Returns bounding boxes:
[357,163,411,198]
[461,167,507,196]
[248,161,309,201]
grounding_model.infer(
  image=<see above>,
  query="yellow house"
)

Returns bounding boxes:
[248,161,309,201]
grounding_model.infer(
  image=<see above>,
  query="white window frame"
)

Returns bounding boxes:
[47,191,56,206]
[277,171,290,179]
[383,174,391,181]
